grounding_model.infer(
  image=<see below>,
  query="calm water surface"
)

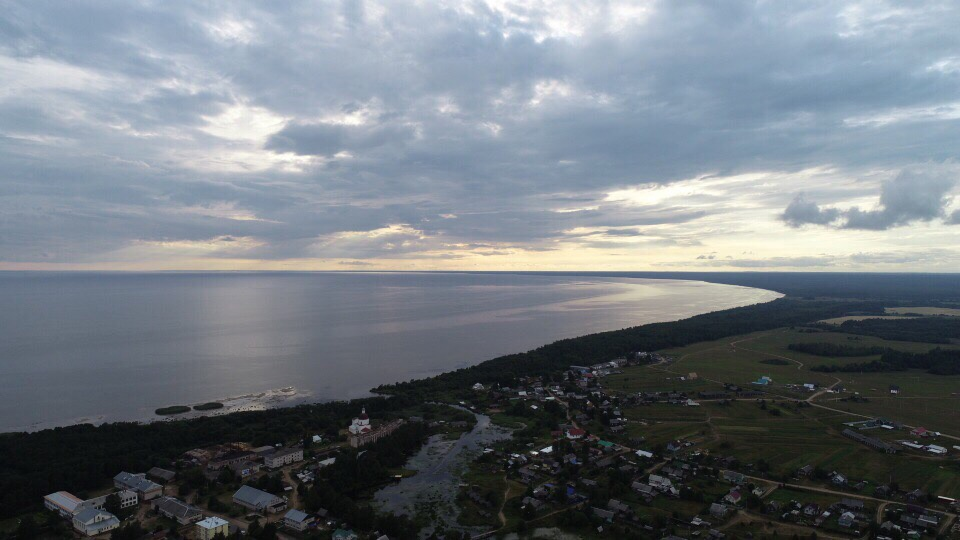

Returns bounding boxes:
[0,272,780,431]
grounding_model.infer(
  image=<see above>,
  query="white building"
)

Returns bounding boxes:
[72,508,120,536]
[264,447,304,469]
[196,517,230,540]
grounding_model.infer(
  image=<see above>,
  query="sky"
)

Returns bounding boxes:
[2,1,960,272]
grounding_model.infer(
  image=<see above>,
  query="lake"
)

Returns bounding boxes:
[0,272,780,431]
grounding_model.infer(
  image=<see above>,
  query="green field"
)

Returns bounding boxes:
[607,326,960,499]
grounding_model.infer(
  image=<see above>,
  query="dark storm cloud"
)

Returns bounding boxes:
[2,0,960,264]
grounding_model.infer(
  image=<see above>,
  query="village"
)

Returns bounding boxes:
[453,352,960,539]
[38,409,406,540]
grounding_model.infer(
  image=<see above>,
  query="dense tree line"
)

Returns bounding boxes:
[787,342,889,357]
[827,316,960,344]
[376,298,883,398]
[812,348,960,375]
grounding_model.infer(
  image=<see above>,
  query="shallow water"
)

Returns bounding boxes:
[373,411,513,537]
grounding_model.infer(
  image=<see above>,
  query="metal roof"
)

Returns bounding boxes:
[233,485,281,508]
[196,516,229,529]
[285,509,310,523]
[44,491,83,513]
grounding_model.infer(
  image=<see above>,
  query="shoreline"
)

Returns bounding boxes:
[7,386,321,433]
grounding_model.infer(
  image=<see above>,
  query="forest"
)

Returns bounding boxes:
[787,342,889,357]
[826,316,960,343]
[811,347,960,375]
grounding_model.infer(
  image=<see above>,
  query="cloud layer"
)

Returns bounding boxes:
[2,1,960,271]
[782,168,957,230]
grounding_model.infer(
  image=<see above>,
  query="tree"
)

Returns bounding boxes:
[104,492,122,516]
[15,515,39,540]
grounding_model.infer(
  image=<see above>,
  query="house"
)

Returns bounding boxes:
[911,427,932,437]
[332,529,358,540]
[147,467,176,483]
[906,489,926,502]
[521,497,545,511]
[632,482,656,498]
[283,509,315,531]
[797,464,814,478]
[721,470,745,485]
[723,490,742,505]
[196,517,230,540]
[565,428,586,440]
[635,449,654,459]
[648,474,673,489]
[114,471,163,500]
[72,508,120,537]
[153,496,203,525]
[232,485,287,513]
[591,507,616,521]
[607,499,631,514]
[838,511,857,528]
[264,447,304,469]
[709,503,729,518]
[840,498,865,511]
[925,444,947,455]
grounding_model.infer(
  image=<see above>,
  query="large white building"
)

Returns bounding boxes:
[72,508,120,536]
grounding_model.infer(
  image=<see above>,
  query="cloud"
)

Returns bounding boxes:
[781,194,842,227]
[3,1,960,269]
[842,168,955,229]
[781,167,958,230]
